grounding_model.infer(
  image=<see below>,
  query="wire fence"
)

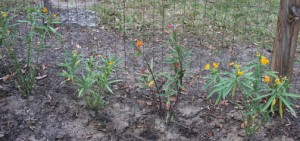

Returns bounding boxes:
[1,0,300,93]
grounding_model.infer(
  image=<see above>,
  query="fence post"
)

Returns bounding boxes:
[271,0,300,80]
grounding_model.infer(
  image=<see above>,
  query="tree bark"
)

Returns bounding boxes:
[271,0,300,80]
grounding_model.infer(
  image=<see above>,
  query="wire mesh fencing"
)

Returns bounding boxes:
[1,0,300,93]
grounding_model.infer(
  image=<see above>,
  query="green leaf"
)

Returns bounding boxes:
[243,64,257,72]
[58,70,68,77]
[262,95,276,111]
[279,99,283,120]
[222,80,235,99]
[18,20,30,23]
[78,89,84,97]
[167,91,178,96]
[282,93,300,98]
[157,93,168,97]
[105,84,113,94]
[212,79,232,88]
[164,81,174,89]
[264,70,278,78]
[239,82,253,96]
[150,58,154,70]
[252,93,273,101]
[215,92,222,105]
[203,74,217,89]
[240,74,256,81]
[207,79,233,98]
[279,96,295,114]
[219,72,235,77]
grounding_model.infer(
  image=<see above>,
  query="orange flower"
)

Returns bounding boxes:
[136,40,143,48]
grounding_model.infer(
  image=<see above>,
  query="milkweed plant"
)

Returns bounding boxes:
[59,50,121,110]
[1,7,60,97]
[135,28,191,123]
[204,52,300,136]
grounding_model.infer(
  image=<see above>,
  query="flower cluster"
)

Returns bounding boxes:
[204,62,219,74]
[260,56,269,65]
[263,76,270,83]
[42,7,48,14]
[237,70,244,76]
[204,62,219,70]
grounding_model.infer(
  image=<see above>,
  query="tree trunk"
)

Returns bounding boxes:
[271,0,300,80]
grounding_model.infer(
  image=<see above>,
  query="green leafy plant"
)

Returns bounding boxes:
[253,77,300,119]
[59,51,121,110]
[136,28,191,123]
[1,7,60,97]
[204,53,300,137]
[59,50,80,83]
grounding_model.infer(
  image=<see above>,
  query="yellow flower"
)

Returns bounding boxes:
[204,63,210,70]
[275,79,281,85]
[148,80,155,88]
[72,50,77,56]
[42,7,48,14]
[263,76,270,83]
[237,70,244,76]
[213,62,219,69]
[136,40,143,48]
[108,61,114,66]
[260,56,269,65]
[1,11,7,18]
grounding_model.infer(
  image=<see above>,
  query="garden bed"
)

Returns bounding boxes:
[0,21,300,140]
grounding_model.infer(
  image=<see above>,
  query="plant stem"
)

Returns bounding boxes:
[232,81,237,97]
[142,53,162,113]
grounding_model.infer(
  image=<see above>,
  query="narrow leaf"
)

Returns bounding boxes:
[262,95,276,111]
